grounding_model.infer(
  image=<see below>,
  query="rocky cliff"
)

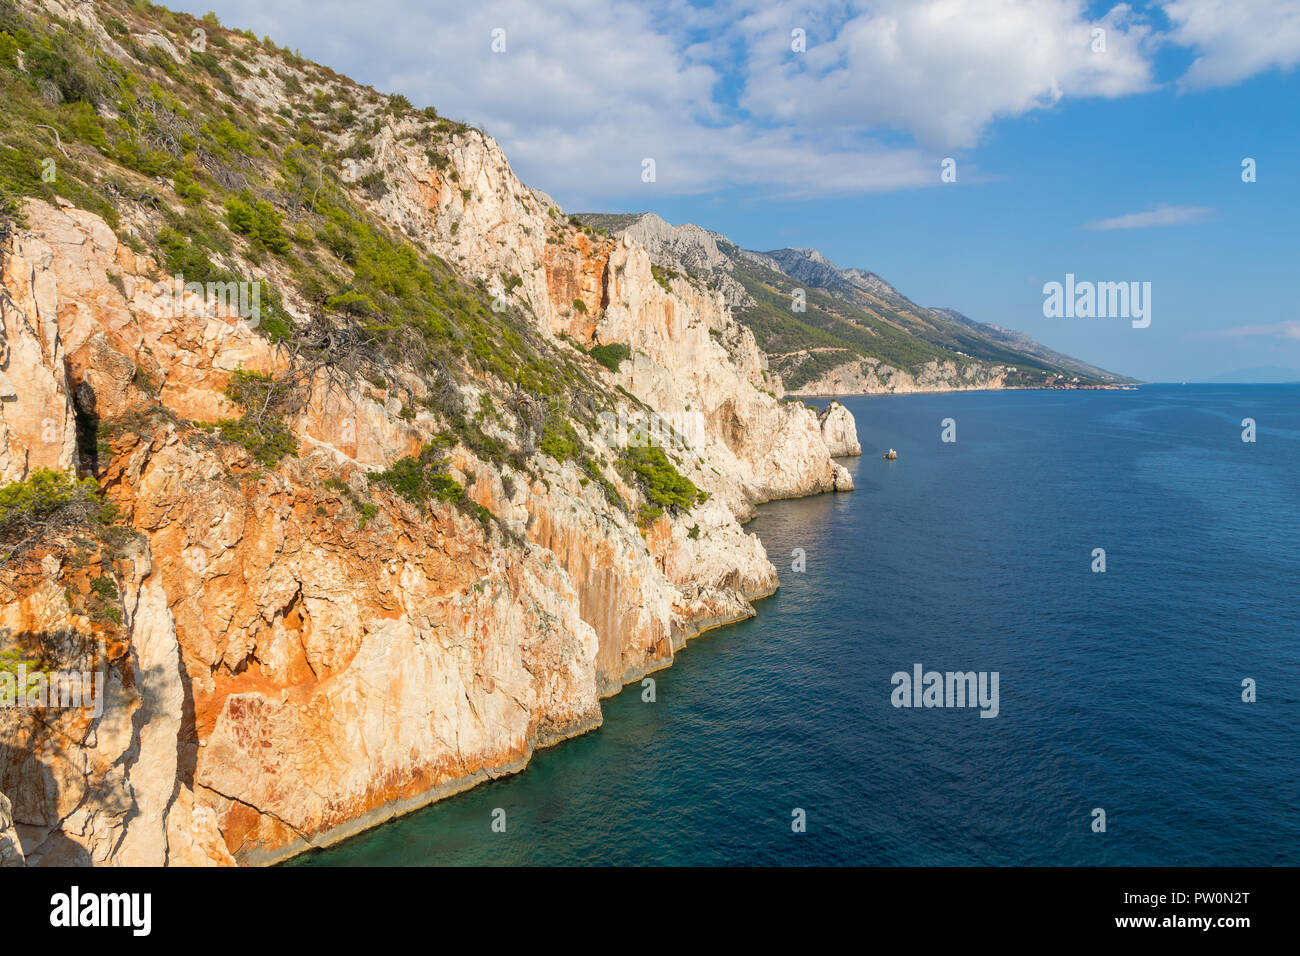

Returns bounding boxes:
[817,401,863,457]
[0,0,856,865]
[0,792,22,865]
[791,355,1009,396]
[577,212,1128,394]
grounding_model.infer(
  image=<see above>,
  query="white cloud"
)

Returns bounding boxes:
[1163,0,1300,88]
[1205,320,1300,340]
[1083,204,1212,230]
[738,0,1156,148]
[183,0,948,201]
[175,0,1292,205]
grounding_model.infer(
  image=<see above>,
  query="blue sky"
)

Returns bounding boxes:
[174,0,1300,382]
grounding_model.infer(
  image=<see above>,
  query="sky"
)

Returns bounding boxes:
[171,0,1300,382]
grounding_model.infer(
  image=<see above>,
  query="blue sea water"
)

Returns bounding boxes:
[295,385,1300,866]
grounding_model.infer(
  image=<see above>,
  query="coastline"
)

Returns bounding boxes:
[269,576,783,866]
[261,472,830,866]
[263,462,840,866]
[790,383,1141,399]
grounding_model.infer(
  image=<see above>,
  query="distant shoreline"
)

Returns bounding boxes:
[791,383,1143,399]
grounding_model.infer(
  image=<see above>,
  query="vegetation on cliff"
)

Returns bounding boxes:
[0,468,127,567]
[588,342,631,372]
[369,439,463,505]
[201,369,300,466]
[617,446,707,525]
[0,0,685,526]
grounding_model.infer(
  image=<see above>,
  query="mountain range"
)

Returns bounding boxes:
[577,212,1134,394]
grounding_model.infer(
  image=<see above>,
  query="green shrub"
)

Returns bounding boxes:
[21,33,101,104]
[538,420,580,462]
[111,138,177,178]
[0,30,19,71]
[207,415,297,466]
[61,101,108,150]
[358,170,387,199]
[223,195,255,233]
[650,264,679,292]
[224,194,290,253]
[462,499,494,529]
[190,50,233,89]
[156,227,229,284]
[323,475,380,528]
[202,370,299,466]
[0,468,119,562]
[0,647,47,680]
[173,166,207,205]
[89,574,118,601]
[618,446,706,515]
[369,442,463,505]
[589,343,630,372]
[203,119,259,158]
[0,469,103,536]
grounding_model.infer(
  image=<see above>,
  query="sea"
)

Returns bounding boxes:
[293,384,1300,866]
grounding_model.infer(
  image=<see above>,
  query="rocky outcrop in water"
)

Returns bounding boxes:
[818,401,863,457]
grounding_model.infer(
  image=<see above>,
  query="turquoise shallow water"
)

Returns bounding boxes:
[294,385,1300,866]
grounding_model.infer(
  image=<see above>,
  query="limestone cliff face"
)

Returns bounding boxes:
[0,189,853,865]
[0,202,602,864]
[817,402,862,457]
[592,240,853,512]
[347,124,851,513]
[618,214,752,310]
[789,355,1009,396]
[1,793,24,866]
[0,0,856,868]
[580,213,1120,395]
[0,531,219,865]
[0,221,78,482]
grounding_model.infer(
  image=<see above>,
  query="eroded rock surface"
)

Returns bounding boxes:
[0,0,857,866]
[1,177,855,865]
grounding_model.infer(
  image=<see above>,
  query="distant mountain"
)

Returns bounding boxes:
[1202,367,1300,384]
[929,308,1123,384]
[577,213,1134,394]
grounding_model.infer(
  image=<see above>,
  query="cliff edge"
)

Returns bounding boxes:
[0,0,856,865]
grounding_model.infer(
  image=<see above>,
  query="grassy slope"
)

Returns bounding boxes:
[729,257,1081,390]
[0,0,706,523]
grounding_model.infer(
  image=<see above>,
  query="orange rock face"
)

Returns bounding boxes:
[2,104,855,865]
[543,234,614,342]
